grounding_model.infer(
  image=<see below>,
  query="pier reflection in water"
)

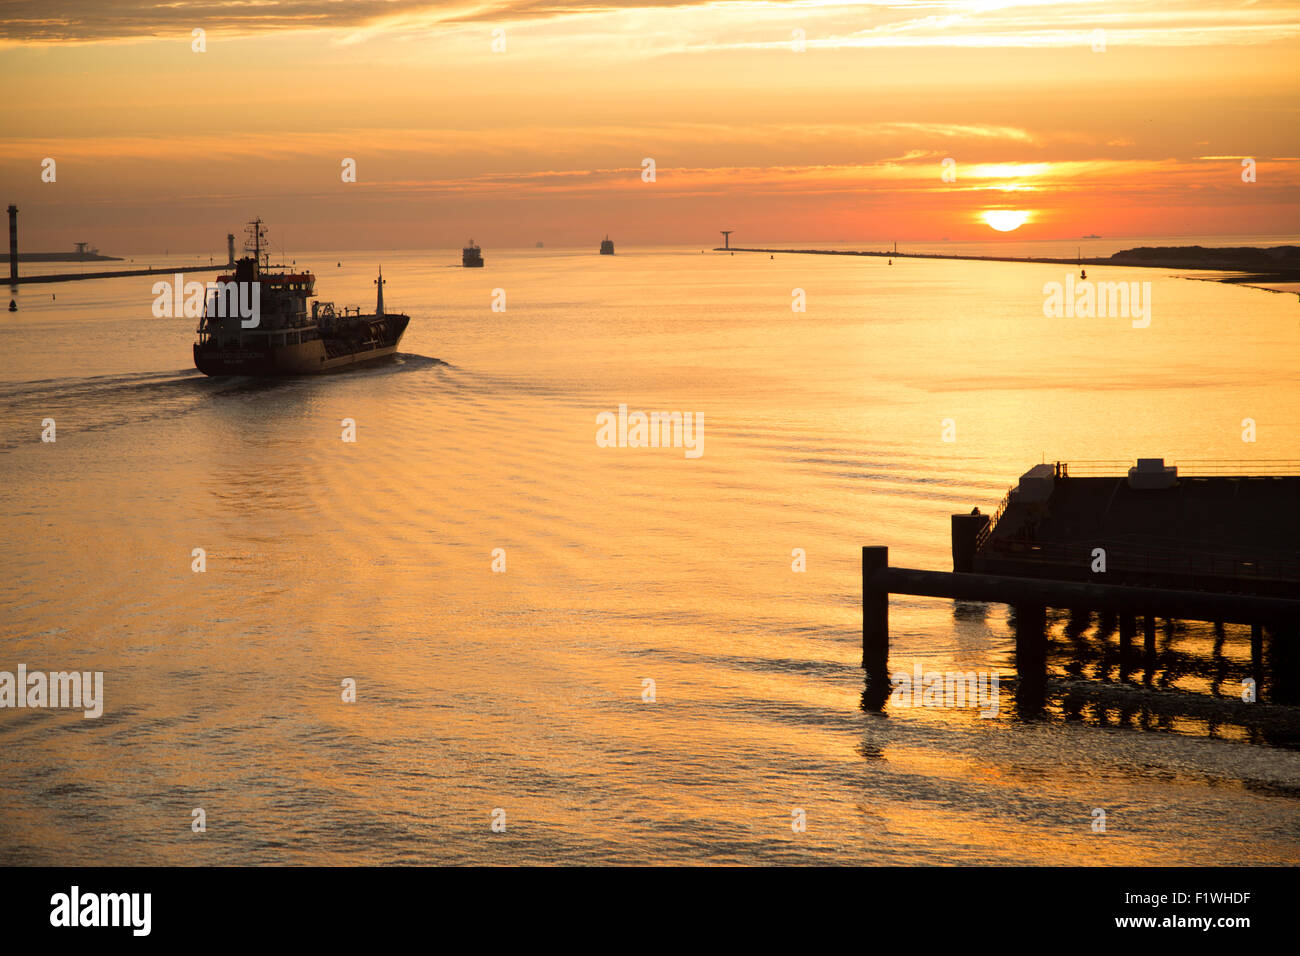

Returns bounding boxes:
[864,602,1300,750]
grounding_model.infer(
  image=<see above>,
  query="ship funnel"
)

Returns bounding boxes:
[227,233,235,266]
[375,267,385,316]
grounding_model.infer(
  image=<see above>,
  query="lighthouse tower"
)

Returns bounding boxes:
[7,205,17,285]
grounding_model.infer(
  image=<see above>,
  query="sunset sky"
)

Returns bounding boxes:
[2,0,1298,254]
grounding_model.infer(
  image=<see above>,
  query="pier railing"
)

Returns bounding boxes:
[979,537,1300,584]
[974,485,1014,551]
[1173,459,1300,476]
[1050,459,1131,477]
[1055,459,1300,477]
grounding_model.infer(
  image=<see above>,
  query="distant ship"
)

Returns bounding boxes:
[193,219,409,376]
[463,240,484,267]
[535,241,544,248]
[1081,234,1102,239]
[599,236,615,255]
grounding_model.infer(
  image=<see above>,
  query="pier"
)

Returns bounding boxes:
[717,245,1300,281]
[9,264,227,285]
[862,460,1300,715]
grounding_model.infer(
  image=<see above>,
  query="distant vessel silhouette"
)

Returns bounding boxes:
[1082,234,1102,239]
[193,219,409,376]
[600,236,615,255]
[463,240,484,268]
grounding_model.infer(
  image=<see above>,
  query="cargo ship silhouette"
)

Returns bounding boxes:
[462,240,484,267]
[193,219,409,376]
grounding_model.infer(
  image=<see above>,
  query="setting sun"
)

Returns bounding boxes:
[982,210,1031,232]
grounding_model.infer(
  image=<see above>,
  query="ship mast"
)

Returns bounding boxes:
[245,218,267,274]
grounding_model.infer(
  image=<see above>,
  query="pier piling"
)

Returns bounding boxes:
[1014,604,1048,714]
[1119,614,1136,651]
[1119,614,1136,680]
[862,546,889,683]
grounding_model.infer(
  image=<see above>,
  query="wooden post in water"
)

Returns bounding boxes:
[862,547,890,709]
[1119,615,1135,653]
[1270,623,1300,706]
[1119,614,1136,681]
[1143,614,1158,685]
[862,547,889,671]
[1014,604,1047,716]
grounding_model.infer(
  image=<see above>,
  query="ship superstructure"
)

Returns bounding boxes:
[462,240,484,267]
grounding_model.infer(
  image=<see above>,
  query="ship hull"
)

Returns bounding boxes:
[194,316,409,377]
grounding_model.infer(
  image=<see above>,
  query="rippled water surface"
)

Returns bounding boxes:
[2,246,1299,864]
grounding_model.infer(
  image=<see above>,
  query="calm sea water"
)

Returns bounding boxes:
[2,245,1298,865]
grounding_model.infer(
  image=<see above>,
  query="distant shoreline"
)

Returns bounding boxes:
[715,245,1300,283]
